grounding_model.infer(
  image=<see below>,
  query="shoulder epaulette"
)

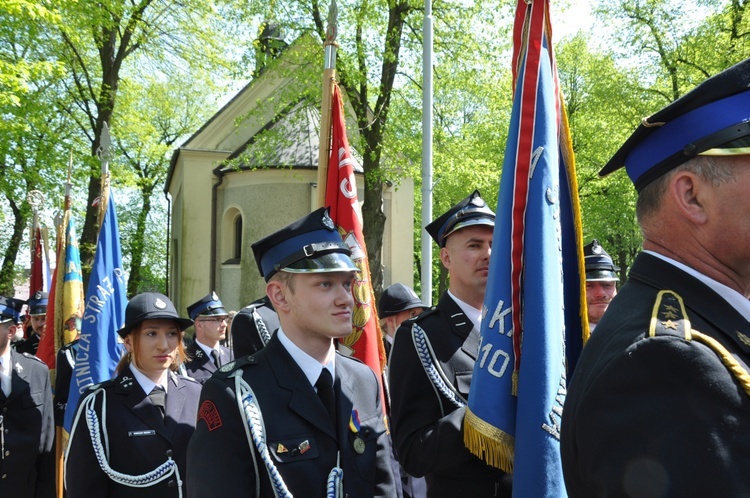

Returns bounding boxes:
[411,305,439,323]
[216,354,258,376]
[21,352,47,364]
[86,377,117,393]
[649,290,750,398]
[648,290,691,340]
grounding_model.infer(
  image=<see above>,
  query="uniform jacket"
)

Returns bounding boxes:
[0,349,55,498]
[14,332,40,356]
[230,296,279,357]
[54,339,78,427]
[561,252,750,497]
[388,292,511,498]
[65,366,201,498]
[186,333,397,498]
[183,341,233,384]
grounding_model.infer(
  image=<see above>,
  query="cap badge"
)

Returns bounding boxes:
[34,290,43,299]
[154,298,167,310]
[322,211,335,231]
[211,291,219,300]
[469,196,485,207]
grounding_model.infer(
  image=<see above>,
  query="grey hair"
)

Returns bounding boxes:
[636,155,736,224]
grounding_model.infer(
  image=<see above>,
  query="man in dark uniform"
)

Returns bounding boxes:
[230,295,279,357]
[186,207,396,498]
[583,239,619,333]
[0,295,55,498]
[184,292,234,383]
[561,59,750,497]
[388,190,512,498]
[15,291,48,356]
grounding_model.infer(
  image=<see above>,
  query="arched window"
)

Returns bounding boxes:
[233,216,242,259]
[222,207,243,265]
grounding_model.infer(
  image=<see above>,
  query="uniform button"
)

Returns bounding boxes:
[4,450,8,456]
[166,449,173,457]
[2,407,7,412]
[167,479,176,488]
[1,474,6,479]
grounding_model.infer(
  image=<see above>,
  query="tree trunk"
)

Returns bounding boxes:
[0,196,26,296]
[127,186,153,296]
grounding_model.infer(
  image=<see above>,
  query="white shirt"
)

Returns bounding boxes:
[195,339,222,361]
[645,250,750,322]
[128,361,169,395]
[0,350,11,396]
[277,328,335,392]
[448,290,483,331]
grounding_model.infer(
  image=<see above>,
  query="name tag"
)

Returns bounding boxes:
[128,430,156,437]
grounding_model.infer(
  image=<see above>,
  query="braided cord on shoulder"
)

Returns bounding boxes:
[237,376,343,498]
[411,323,467,409]
[78,388,181,494]
[691,330,750,398]
[239,380,292,498]
[252,309,272,346]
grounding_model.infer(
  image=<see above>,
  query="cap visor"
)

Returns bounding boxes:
[281,252,359,274]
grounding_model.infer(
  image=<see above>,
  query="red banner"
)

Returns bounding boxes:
[325,84,386,379]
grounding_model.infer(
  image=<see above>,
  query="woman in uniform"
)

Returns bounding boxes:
[65,292,202,498]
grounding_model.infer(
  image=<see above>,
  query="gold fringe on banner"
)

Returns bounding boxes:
[463,408,515,473]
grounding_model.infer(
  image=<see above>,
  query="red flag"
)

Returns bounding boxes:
[325,84,387,377]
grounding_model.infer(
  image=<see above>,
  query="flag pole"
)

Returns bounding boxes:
[420,0,434,303]
[316,0,338,209]
[96,122,112,226]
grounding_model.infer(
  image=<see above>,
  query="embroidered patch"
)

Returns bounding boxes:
[219,361,235,373]
[198,400,223,431]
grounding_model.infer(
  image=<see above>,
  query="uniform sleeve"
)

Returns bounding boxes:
[186,374,258,498]
[387,321,475,478]
[368,369,398,498]
[230,310,266,358]
[34,368,56,498]
[64,390,110,497]
[563,335,750,497]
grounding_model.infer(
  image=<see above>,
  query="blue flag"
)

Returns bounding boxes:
[64,186,127,432]
[463,1,585,496]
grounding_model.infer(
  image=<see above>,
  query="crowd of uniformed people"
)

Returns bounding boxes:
[3,58,750,497]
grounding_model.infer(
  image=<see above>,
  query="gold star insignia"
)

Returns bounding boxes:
[662,320,678,330]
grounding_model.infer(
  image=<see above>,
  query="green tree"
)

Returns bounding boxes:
[112,75,221,296]
[47,0,252,284]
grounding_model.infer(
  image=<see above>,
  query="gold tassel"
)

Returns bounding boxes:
[463,408,515,473]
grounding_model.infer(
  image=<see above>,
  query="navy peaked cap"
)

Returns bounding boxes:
[425,190,495,247]
[600,58,750,191]
[251,207,358,282]
[187,292,228,320]
[0,296,25,324]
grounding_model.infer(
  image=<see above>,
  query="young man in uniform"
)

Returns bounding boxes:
[388,190,512,497]
[186,208,396,497]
